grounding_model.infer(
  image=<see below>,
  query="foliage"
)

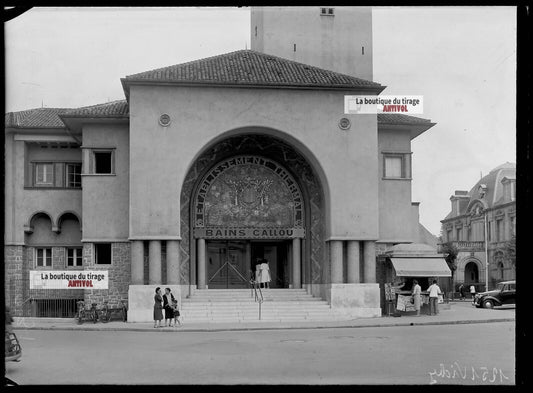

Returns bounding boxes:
[440,242,459,272]
[502,235,516,268]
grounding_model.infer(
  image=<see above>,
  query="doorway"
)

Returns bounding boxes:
[206,240,289,289]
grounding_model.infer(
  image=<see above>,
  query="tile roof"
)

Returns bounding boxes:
[122,50,383,91]
[61,100,129,118]
[5,101,129,129]
[5,107,71,129]
[377,113,433,125]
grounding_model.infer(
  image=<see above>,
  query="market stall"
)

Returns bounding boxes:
[381,244,452,315]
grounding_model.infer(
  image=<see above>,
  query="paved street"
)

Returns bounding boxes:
[6,321,515,385]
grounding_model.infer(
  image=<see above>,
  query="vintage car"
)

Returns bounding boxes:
[472,280,516,308]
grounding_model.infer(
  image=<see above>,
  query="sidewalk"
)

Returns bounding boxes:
[12,302,515,333]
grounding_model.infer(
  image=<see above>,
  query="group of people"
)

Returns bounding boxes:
[153,287,181,328]
[458,283,477,300]
[254,258,271,289]
[411,279,442,316]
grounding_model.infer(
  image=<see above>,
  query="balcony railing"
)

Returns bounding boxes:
[438,241,485,252]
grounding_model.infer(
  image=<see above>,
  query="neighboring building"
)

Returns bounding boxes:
[4,7,438,320]
[440,163,516,291]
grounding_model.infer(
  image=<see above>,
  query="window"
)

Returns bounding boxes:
[36,248,52,267]
[496,219,504,242]
[30,162,82,188]
[35,163,54,186]
[66,163,82,188]
[320,7,334,15]
[383,153,411,179]
[67,247,83,266]
[455,227,461,241]
[384,156,402,177]
[94,151,113,174]
[95,243,112,264]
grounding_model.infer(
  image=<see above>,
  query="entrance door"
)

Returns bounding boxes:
[251,241,289,288]
[207,241,249,289]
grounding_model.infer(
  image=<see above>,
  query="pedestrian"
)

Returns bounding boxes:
[153,287,163,328]
[171,298,181,327]
[163,288,176,327]
[427,280,442,316]
[260,259,271,289]
[458,283,465,300]
[411,279,422,316]
[470,284,476,299]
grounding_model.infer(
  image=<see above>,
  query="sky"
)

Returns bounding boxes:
[4,6,517,237]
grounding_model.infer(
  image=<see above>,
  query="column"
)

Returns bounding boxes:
[347,240,360,283]
[197,238,206,289]
[148,240,162,284]
[130,240,144,285]
[330,240,343,284]
[292,238,301,289]
[363,241,376,283]
[166,240,180,285]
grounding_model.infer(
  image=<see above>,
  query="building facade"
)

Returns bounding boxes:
[439,163,516,291]
[4,7,437,319]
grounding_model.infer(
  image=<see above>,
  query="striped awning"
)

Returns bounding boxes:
[390,258,451,277]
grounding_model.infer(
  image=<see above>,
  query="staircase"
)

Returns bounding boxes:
[180,288,350,323]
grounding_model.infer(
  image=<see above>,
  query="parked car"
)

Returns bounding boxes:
[472,280,516,308]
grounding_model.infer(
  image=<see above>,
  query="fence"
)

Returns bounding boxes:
[22,298,83,318]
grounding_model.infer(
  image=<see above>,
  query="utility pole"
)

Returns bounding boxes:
[484,210,489,292]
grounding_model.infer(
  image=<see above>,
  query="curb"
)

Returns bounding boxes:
[13,318,515,333]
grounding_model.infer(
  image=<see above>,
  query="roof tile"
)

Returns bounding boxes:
[124,50,382,89]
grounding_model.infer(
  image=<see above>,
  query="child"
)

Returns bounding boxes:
[171,298,181,327]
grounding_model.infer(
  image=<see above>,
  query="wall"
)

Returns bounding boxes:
[377,128,415,242]
[81,124,129,241]
[129,85,379,241]
[4,135,82,245]
[251,6,373,81]
[82,242,131,307]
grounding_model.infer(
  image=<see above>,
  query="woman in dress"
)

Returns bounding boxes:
[260,259,271,289]
[153,287,163,328]
[255,259,262,287]
[412,279,422,316]
[163,288,175,327]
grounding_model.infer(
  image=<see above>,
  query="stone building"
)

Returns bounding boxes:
[4,7,439,320]
[440,163,516,292]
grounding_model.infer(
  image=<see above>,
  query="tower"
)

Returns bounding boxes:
[251,6,373,81]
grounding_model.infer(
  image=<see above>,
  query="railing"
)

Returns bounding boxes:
[22,297,82,318]
[249,274,264,320]
[438,241,485,252]
[208,260,250,287]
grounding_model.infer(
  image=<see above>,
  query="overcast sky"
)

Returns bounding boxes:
[4,6,517,237]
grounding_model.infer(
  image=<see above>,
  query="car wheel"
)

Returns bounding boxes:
[483,300,494,309]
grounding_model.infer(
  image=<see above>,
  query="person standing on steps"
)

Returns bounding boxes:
[260,259,271,289]
[255,258,263,288]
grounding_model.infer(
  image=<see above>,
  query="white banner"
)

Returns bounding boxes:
[30,270,109,289]
[345,95,424,114]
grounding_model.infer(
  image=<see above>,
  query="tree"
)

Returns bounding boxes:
[502,235,516,268]
[440,242,459,292]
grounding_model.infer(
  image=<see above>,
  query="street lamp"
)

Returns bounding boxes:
[483,209,489,292]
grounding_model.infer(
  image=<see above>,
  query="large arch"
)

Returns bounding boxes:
[180,131,328,290]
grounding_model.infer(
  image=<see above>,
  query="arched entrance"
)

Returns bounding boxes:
[464,261,480,285]
[180,133,326,291]
[194,156,304,289]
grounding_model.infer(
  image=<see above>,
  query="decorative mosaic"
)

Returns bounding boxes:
[180,134,325,285]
